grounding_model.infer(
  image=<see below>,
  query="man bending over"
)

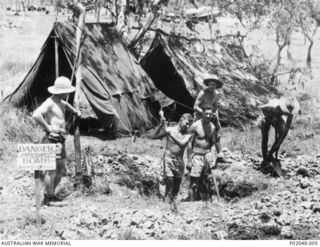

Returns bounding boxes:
[259,96,300,164]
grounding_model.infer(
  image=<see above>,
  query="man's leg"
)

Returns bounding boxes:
[172,177,182,199]
[261,118,270,163]
[165,176,174,203]
[273,118,286,159]
[43,169,56,204]
[213,115,223,158]
[189,176,200,201]
[53,158,66,191]
[215,134,222,155]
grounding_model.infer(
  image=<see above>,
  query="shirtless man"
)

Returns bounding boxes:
[32,76,81,205]
[259,97,300,164]
[187,108,217,201]
[163,113,193,203]
[193,73,223,160]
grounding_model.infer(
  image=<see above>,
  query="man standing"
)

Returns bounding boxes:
[163,113,194,203]
[32,76,81,205]
[187,108,218,201]
[259,97,300,164]
[193,73,223,160]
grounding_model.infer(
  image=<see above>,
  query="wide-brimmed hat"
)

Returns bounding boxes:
[203,73,223,88]
[48,76,75,95]
[279,96,300,115]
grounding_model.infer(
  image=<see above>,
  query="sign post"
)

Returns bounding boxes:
[17,144,56,227]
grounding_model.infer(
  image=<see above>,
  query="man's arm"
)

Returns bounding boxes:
[32,100,52,132]
[62,100,81,117]
[212,92,218,112]
[166,128,194,148]
[194,90,204,113]
[267,115,293,159]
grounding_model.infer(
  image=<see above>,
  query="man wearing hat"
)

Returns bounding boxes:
[192,73,224,161]
[259,96,300,164]
[32,76,81,205]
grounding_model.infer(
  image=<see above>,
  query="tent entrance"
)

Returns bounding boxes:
[141,44,194,122]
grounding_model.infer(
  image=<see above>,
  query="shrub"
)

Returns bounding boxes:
[0,103,42,143]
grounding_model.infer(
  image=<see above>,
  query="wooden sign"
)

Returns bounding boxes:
[17,144,56,170]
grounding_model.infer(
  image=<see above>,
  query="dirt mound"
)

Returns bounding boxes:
[66,146,162,197]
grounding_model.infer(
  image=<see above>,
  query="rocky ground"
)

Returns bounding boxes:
[1,136,320,240]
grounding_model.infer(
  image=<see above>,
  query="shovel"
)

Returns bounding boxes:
[270,159,283,177]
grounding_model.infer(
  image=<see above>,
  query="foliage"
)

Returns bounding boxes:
[0,103,42,143]
[218,0,273,30]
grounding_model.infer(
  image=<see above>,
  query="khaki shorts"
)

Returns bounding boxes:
[42,133,66,159]
[190,153,212,178]
[163,156,184,178]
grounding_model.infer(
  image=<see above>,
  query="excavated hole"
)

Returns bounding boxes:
[217,179,259,202]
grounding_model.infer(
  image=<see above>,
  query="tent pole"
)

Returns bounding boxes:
[73,2,86,189]
[54,37,59,78]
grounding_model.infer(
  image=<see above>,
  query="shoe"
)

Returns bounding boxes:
[42,194,63,206]
[181,197,190,202]
[216,156,227,163]
[48,195,63,202]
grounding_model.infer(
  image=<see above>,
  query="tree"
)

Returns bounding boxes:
[296,0,320,69]
[217,0,274,61]
[219,0,273,30]
[267,4,294,74]
[128,0,168,55]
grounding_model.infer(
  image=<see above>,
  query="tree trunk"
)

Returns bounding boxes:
[96,0,101,22]
[128,11,157,55]
[306,40,313,69]
[116,0,128,34]
[287,41,292,61]
[274,44,286,73]
[112,0,118,24]
[128,0,167,54]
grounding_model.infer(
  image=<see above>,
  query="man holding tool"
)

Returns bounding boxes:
[186,108,220,202]
[259,96,300,176]
[162,112,193,203]
[193,73,224,161]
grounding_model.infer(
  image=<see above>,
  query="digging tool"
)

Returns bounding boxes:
[210,158,221,202]
[270,159,283,177]
[158,108,168,196]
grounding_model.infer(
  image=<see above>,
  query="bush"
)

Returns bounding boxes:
[0,103,42,143]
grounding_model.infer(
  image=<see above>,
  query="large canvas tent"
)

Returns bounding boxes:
[141,32,279,126]
[6,22,163,133]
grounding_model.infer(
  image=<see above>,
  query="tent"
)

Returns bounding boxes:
[141,32,279,126]
[6,22,165,133]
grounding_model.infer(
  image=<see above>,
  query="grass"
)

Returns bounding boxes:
[0,102,42,143]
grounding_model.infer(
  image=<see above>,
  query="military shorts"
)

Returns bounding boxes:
[163,156,184,178]
[190,153,212,178]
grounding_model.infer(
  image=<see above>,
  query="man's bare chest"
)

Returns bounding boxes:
[200,92,217,106]
[47,104,65,119]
